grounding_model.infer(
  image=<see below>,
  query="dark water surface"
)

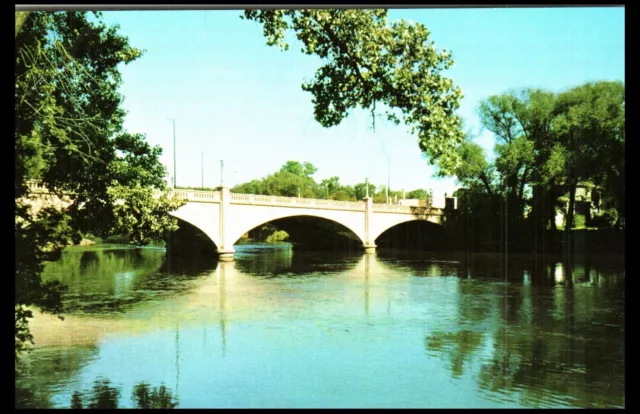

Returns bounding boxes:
[16,243,625,408]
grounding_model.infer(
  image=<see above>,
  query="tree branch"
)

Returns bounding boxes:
[15,11,31,38]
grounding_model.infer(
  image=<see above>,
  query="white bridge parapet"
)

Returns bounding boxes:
[165,188,451,261]
[168,189,439,215]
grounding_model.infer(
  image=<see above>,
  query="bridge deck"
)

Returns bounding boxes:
[170,189,442,215]
[24,181,443,216]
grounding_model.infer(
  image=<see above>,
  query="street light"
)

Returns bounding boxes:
[167,117,176,189]
[220,159,224,187]
[386,155,390,204]
[365,177,370,198]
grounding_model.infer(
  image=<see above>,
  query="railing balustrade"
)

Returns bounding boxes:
[25,181,441,215]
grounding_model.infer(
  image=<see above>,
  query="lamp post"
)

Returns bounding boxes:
[168,118,176,188]
[167,118,176,189]
[220,159,224,187]
[386,155,390,204]
[201,152,204,190]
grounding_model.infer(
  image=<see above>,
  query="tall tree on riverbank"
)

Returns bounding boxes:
[552,81,625,232]
[442,81,624,252]
[15,11,185,361]
[243,9,465,174]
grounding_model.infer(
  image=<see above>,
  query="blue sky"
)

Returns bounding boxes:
[101,7,624,197]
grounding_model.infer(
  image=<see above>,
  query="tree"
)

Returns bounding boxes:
[406,189,429,201]
[552,81,625,231]
[243,9,465,173]
[473,89,560,252]
[354,181,377,200]
[448,138,497,196]
[15,11,184,361]
[232,179,264,195]
[15,11,31,37]
[280,160,305,177]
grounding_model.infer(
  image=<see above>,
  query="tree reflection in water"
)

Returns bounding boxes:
[422,256,624,408]
[69,377,178,409]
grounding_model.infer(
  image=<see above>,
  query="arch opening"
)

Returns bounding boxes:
[236,214,364,253]
[375,220,455,252]
[165,218,219,264]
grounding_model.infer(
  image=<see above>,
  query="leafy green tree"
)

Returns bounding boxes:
[303,161,318,177]
[372,185,388,204]
[328,189,353,201]
[354,182,377,200]
[406,189,426,199]
[552,81,625,230]
[280,160,305,177]
[232,179,264,195]
[320,176,341,195]
[448,138,497,196]
[15,11,31,37]
[15,11,185,361]
[477,91,550,219]
[243,9,465,173]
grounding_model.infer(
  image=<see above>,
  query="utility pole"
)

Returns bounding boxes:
[201,152,204,190]
[365,177,369,198]
[220,159,224,187]
[167,118,176,189]
[386,156,390,204]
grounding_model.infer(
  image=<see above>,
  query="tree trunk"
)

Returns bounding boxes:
[15,11,31,38]
[565,178,577,255]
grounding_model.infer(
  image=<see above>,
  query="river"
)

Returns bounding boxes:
[15,243,625,408]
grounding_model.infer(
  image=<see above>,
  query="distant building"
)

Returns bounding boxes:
[397,199,428,207]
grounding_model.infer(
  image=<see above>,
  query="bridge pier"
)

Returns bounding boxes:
[217,249,235,262]
[363,196,376,254]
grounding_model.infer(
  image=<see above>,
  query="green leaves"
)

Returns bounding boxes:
[107,186,186,246]
[244,9,464,171]
[15,11,184,361]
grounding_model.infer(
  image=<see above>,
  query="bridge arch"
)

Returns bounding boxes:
[373,218,449,251]
[167,188,448,260]
[368,214,442,244]
[165,217,219,258]
[169,201,221,247]
[226,210,366,248]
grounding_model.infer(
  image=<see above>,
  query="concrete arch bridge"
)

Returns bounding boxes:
[169,187,453,261]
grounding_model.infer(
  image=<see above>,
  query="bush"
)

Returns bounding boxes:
[590,208,618,229]
[266,230,289,243]
[573,213,586,229]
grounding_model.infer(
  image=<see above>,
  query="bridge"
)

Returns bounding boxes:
[23,181,454,261]
[169,187,451,261]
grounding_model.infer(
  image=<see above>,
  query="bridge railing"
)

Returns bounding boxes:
[170,190,221,202]
[169,189,441,214]
[230,193,365,211]
[371,204,415,214]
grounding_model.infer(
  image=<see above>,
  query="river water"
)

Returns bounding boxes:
[15,243,625,408]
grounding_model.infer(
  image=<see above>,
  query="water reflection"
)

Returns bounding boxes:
[68,377,178,409]
[234,243,363,277]
[19,244,624,408]
[42,245,218,314]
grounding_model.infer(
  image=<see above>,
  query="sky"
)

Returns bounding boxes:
[100,6,624,198]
